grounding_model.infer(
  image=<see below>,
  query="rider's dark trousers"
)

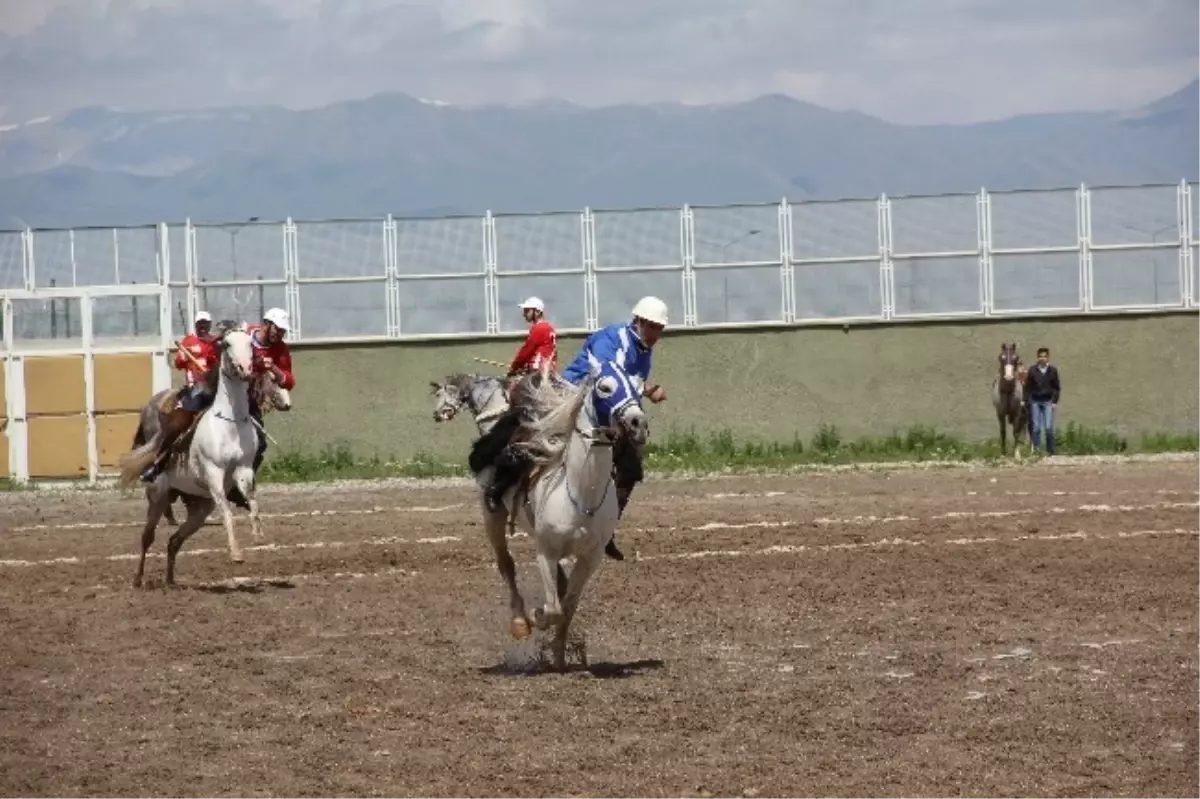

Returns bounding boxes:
[249,398,267,472]
[613,436,644,518]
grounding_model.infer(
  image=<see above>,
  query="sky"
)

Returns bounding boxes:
[0,0,1196,125]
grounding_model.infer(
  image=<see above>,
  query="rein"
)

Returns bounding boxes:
[557,413,617,517]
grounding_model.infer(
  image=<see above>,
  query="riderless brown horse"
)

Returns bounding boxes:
[991,342,1027,456]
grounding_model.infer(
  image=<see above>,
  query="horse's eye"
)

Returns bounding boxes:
[595,377,618,398]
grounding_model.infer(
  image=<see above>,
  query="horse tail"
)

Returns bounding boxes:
[133,419,147,448]
[115,441,159,493]
[468,411,521,474]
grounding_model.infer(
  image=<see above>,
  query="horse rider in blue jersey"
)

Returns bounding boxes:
[477,296,670,562]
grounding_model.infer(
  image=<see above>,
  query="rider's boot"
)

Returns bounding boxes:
[141,407,196,483]
[606,484,633,561]
[485,449,527,513]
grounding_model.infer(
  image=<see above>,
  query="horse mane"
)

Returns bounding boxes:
[446,373,476,395]
[513,374,591,470]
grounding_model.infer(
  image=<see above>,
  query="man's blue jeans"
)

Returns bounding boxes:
[1030,400,1055,454]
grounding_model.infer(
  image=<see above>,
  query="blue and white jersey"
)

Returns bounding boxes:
[561,322,652,392]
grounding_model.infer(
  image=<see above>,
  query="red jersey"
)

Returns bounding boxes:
[175,334,219,386]
[510,319,558,374]
[246,324,296,390]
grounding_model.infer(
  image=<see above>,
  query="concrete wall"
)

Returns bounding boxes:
[264,312,1199,460]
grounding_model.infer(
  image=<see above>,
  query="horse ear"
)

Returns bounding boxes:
[429,380,441,390]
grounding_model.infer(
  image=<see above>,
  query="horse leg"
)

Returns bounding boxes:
[552,546,603,672]
[203,462,243,563]
[133,484,170,588]
[555,561,570,603]
[164,489,180,526]
[483,501,529,638]
[997,412,1008,455]
[1012,404,1026,459]
[531,547,564,635]
[165,497,215,587]
[232,463,262,541]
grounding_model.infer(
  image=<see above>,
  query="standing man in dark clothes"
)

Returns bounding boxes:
[1026,346,1061,455]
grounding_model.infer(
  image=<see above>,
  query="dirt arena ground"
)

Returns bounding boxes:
[1,457,1197,797]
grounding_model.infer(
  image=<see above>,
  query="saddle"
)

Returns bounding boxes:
[174,410,209,452]
[157,409,212,474]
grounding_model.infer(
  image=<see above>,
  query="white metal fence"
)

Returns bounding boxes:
[0,180,1196,344]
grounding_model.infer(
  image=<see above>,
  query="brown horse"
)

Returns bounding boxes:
[991,342,1027,457]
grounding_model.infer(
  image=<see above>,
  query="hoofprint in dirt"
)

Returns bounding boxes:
[0,461,1196,797]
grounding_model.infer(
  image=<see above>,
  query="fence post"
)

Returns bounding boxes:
[582,208,598,330]
[384,215,401,337]
[283,218,301,340]
[81,292,99,483]
[1076,183,1092,312]
[778,198,795,324]
[680,205,696,327]
[1177,179,1192,308]
[482,211,499,334]
[157,222,174,346]
[878,194,894,319]
[977,187,993,316]
[112,228,121,284]
[21,227,34,290]
[184,219,200,327]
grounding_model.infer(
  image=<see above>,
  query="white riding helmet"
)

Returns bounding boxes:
[519,296,545,312]
[631,296,668,327]
[194,310,212,323]
[263,307,291,331]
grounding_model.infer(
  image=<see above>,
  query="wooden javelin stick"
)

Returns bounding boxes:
[174,341,279,446]
[471,356,509,369]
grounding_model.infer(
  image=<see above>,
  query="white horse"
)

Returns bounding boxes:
[117,329,264,588]
[133,361,292,526]
[476,362,649,671]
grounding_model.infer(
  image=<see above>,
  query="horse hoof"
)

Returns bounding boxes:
[230,554,245,564]
[511,617,531,639]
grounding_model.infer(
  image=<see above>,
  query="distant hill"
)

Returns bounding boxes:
[0,79,1195,229]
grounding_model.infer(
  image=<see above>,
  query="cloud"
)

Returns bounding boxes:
[0,0,1195,124]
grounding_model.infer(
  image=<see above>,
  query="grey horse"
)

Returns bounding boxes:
[991,342,1028,457]
[430,373,511,435]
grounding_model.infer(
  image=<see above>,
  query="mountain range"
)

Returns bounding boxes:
[0,79,1196,230]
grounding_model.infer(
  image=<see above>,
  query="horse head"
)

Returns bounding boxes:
[253,368,292,413]
[219,329,255,382]
[431,373,507,424]
[997,342,1021,386]
[589,360,649,449]
[430,375,466,422]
